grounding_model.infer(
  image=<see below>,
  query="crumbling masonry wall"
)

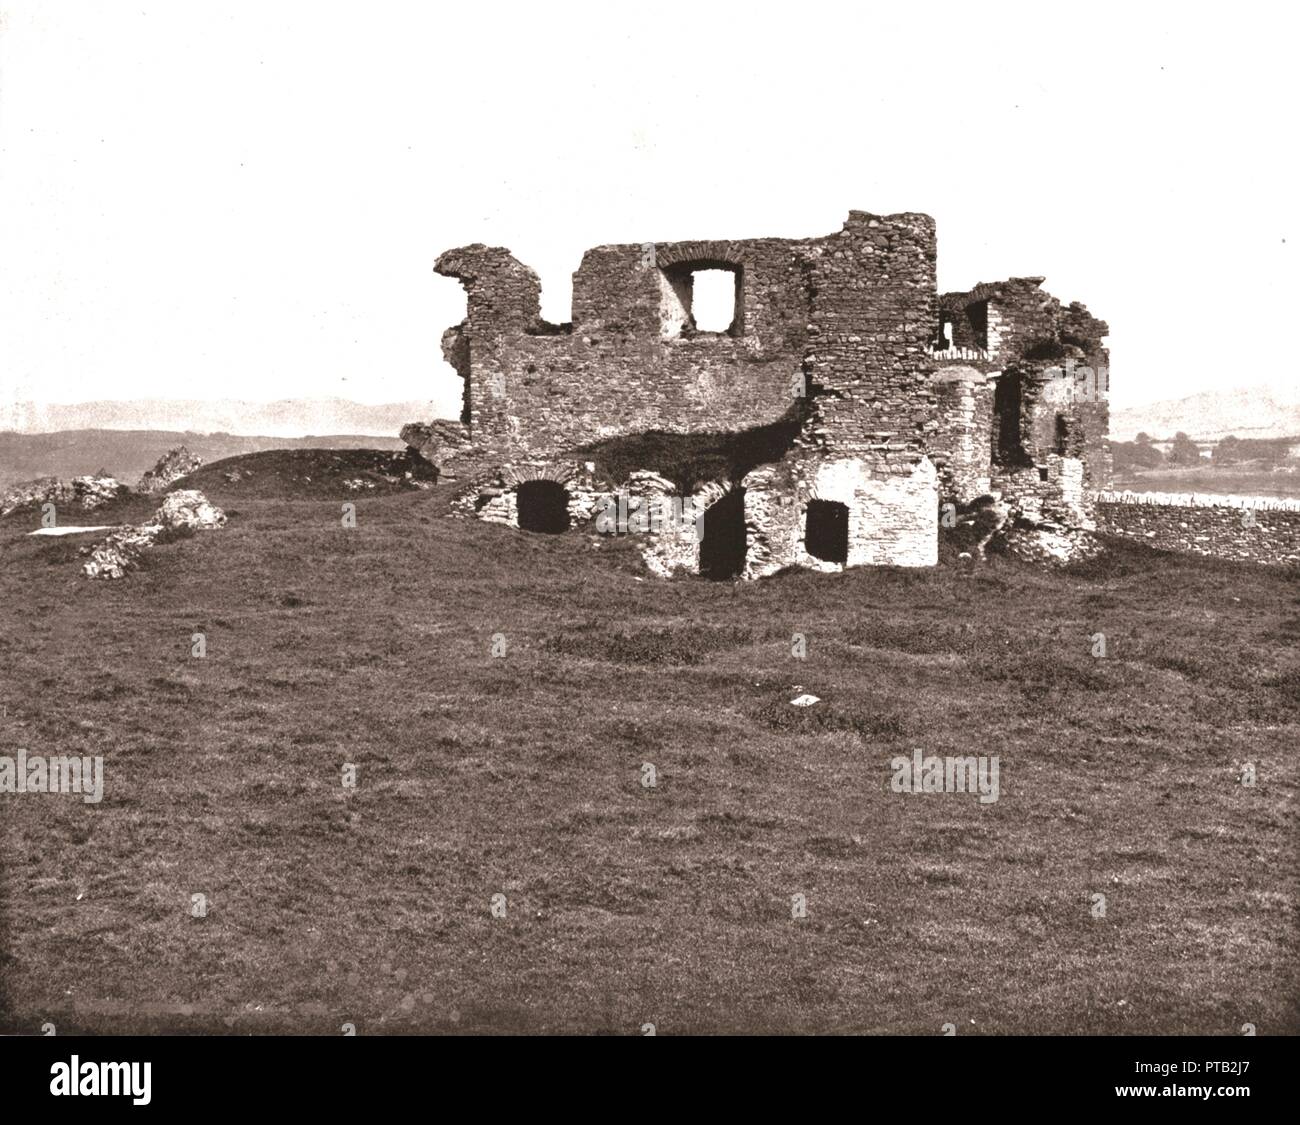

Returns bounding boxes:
[929,276,1111,525]
[410,213,1111,576]
[432,236,816,470]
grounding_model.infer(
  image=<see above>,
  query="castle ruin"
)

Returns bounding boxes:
[402,211,1111,578]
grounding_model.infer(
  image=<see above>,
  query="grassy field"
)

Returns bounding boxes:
[1113,464,1300,500]
[1,452,1296,1035]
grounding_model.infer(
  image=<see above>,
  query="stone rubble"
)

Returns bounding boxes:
[997,521,1105,566]
[82,490,226,579]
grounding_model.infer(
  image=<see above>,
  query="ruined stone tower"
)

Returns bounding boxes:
[402,211,1110,577]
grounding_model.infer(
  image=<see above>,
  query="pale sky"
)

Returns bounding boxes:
[1,0,1296,422]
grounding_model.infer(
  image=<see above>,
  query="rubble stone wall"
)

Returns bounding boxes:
[1095,491,1300,565]
[436,235,824,469]
[931,276,1111,516]
[418,211,1110,578]
[930,365,993,501]
[801,212,937,457]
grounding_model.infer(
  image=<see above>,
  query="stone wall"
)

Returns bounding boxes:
[794,455,938,568]
[434,234,820,472]
[434,213,942,473]
[799,212,937,457]
[930,365,993,501]
[414,212,1110,578]
[931,276,1110,516]
[1095,491,1300,565]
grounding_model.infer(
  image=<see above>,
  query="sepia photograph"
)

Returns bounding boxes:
[0,0,1294,1107]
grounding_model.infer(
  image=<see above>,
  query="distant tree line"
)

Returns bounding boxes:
[1109,431,1299,472]
[1213,436,1294,465]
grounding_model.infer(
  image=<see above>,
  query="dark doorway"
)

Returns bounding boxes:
[994,373,1031,466]
[805,499,850,563]
[516,480,569,533]
[698,489,746,579]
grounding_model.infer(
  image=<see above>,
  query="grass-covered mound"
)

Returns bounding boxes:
[174,448,437,501]
[0,482,1295,1034]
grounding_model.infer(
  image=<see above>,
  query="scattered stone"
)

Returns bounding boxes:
[790,694,821,707]
[82,524,163,579]
[999,523,1104,565]
[82,490,226,579]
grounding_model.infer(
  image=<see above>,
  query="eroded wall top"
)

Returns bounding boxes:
[434,212,939,468]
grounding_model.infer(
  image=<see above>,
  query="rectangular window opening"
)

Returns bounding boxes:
[660,262,742,337]
[805,499,850,564]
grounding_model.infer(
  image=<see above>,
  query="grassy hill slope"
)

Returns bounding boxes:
[0,452,1295,1034]
[0,430,406,489]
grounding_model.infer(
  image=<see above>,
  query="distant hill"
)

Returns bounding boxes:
[0,429,406,489]
[1112,386,1300,442]
[2,397,435,438]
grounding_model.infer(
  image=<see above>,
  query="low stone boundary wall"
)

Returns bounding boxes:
[1094,490,1300,565]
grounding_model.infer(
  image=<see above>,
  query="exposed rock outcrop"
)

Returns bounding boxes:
[0,477,72,517]
[155,489,227,532]
[73,475,129,510]
[137,446,202,495]
[1,475,126,517]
